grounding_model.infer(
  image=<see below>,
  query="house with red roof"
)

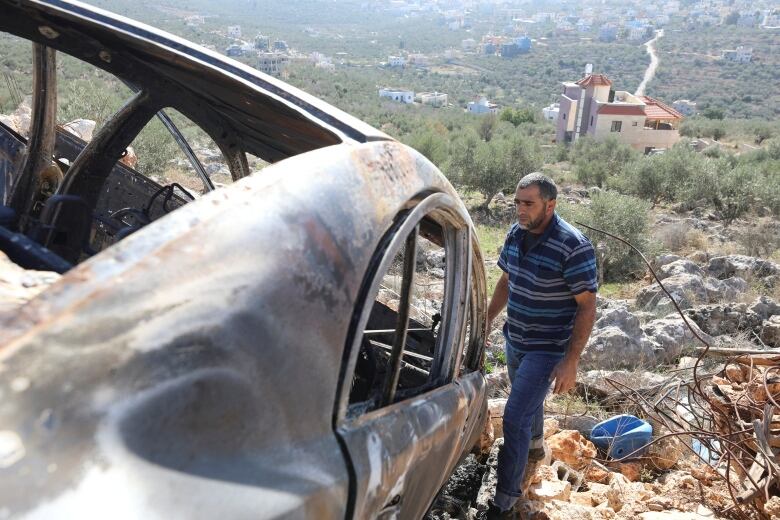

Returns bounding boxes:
[555,73,683,152]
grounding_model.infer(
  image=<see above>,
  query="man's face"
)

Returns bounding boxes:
[514,185,556,232]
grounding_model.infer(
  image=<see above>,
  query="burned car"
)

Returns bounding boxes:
[0,1,488,518]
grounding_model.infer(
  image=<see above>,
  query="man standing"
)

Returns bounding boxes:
[486,173,598,518]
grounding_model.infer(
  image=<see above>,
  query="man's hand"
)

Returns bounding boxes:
[549,356,578,394]
[549,290,596,394]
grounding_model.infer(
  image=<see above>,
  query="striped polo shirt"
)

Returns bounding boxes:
[497,213,598,354]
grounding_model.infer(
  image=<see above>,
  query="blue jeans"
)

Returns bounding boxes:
[494,347,562,511]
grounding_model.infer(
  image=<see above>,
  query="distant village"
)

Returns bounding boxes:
[179,0,777,154]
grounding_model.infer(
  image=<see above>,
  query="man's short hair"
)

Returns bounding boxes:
[517,172,557,201]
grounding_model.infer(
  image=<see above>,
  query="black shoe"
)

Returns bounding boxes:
[485,499,514,520]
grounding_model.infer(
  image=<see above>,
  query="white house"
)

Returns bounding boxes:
[762,11,780,27]
[722,46,752,63]
[227,25,242,38]
[379,88,414,103]
[467,96,499,114]
[533,12,553,23]
[672,99,697,116]
[388,56,406,67]
[417,92,448,108]
[310,52,335,71]
[408,54,428,67]
[735,46,753,63]
[628,26,650,40]
[185,15,205,26]
[542,103,560,122]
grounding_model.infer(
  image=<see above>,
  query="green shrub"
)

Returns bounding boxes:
[451,134,541,210]
[571,137,637,188]
[559,191,653,282]
[499,106,536,126]
[132,118,179,178]
[402,129,448,166]
[702,107,725,120]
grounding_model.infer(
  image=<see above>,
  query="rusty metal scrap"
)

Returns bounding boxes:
[575,221,780,519]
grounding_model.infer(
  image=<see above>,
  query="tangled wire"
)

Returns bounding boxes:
[576,221,779,520]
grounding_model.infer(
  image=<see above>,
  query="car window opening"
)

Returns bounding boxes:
[348,215,448,413]
[0,44,244,273]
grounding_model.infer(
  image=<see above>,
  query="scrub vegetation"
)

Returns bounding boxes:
[1,0,778,287]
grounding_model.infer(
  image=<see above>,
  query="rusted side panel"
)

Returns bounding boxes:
[457,370,489,458]
[338,371,486,519]
[0,141,478,518]
[338,386,467,519]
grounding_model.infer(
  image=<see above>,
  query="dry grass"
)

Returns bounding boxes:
[547,392,611,421]
[598,280,645,300]
[655,222,691,253]
[683,228,710,254]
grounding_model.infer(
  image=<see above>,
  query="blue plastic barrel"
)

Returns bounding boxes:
[590,414,653,459]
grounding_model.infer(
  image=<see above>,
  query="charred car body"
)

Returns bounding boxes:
[0,1,488,518]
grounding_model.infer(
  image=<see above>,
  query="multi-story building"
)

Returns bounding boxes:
[737,12,757,26]
[762,11,780,27]
[257,53,289,77]
[627,24,651,40]
[555,73,683,152]
[227,25,241,39]
[722,46,752,63]
[254,35,270,51]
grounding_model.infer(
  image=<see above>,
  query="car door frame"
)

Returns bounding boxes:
[333,191,478,519]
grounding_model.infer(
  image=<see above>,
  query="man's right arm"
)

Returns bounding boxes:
[487,271,509,329]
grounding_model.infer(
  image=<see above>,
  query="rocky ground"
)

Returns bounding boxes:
[428,188,780,520]
[427,373,736,519]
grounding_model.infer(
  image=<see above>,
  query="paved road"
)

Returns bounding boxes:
[635,29,664,96]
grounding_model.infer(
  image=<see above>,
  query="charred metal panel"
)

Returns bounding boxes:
[0,122,25,205]
[8,44,58,227]
[457,370,489,458]
[338,385,467,519]
[0,141,482,518]
[0,2,489,514]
